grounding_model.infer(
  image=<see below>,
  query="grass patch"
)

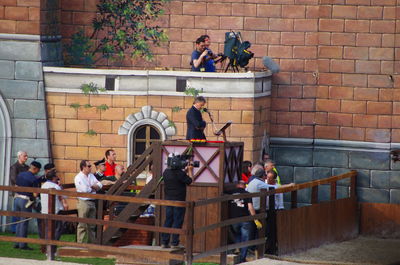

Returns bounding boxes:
[0,232,218,265]
[0,232,115,264]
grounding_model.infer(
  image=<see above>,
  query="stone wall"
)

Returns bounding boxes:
[0,36,53,170]
[46,91,270,184]
[271,137,400,204]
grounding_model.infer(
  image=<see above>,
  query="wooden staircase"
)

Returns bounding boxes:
[96,142,162,245]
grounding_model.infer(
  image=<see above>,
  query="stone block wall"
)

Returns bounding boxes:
[271,138,400,204]
[46,92,270,183]
[0,37,52,176]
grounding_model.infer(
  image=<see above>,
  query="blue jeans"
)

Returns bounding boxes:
[231,221,252,263]
[14,197,32,248]
[11,200,17,233]
[161,206,185,246]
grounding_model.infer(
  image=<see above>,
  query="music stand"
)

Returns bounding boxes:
[214,121,232,142]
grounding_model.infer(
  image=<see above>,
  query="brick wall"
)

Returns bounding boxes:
[46,92,270,182]
[0,0,59,35]
[56,0,399,143]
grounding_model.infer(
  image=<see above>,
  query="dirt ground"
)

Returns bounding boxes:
[281,236,400,265]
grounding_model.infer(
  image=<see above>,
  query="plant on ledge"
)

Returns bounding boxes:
[64,0,170,66]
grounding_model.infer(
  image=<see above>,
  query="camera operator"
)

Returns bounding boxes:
[190,36,216,72]
[161,155,194,249]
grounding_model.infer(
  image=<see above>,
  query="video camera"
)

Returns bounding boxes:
[167,154,200,170]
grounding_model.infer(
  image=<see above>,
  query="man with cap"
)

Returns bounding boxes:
[14,161,42,250]
[36,163,56,251]
[94,158,106,181]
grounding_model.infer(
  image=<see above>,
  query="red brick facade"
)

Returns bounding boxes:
[1,0,399,143]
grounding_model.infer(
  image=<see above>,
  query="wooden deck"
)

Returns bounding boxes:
[58,245,239,265]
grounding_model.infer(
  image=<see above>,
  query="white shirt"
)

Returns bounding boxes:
[40,181,64,214]
[74,171,103,200]
[266,183,285,210]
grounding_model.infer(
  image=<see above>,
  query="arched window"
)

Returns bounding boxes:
[132,125,161,162]
[119,106,175,165]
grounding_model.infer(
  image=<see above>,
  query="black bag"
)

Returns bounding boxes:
[223,31,254,71]
[237,41,254,68]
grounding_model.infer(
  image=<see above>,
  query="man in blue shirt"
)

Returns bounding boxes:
[190,36,216,72]
[14,161,41,250]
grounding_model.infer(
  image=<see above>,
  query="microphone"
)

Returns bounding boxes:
[203,108,208,113]
[262,56,280,74]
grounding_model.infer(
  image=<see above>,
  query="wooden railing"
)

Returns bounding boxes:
[0,170,357,264]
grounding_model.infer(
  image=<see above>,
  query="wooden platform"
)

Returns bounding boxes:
[58,245,239,265]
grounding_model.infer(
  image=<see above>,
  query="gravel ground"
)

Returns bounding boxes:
[0,257,87,265]
[245,236,400,265]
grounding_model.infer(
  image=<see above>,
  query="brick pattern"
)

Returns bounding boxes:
[267,1,399,142]
[46,92,270,181]
[0,0,59,35]
[56,1,398,143]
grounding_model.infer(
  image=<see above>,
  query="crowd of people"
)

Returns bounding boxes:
[227,154,295,263]
[9,148,123,252]
[10,145,291,263]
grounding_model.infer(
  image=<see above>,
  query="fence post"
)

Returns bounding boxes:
[185,201,195,265]
[46,192,55,260]
[257,189,267,259]
[219,200,228,265]
[350,173,357,198]
[330,182,337,201]
[291,190,297,209]
[266,187,277,255]
[96,199,104,244]
[311,186,318,204]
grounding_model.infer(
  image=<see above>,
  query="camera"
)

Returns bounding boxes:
[167,154,200,170]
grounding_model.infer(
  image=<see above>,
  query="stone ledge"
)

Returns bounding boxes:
[270,137,394,152]
[43,66,272,98]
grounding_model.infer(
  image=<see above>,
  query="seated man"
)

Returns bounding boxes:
[14,161,42,250]
[190,36,215,72]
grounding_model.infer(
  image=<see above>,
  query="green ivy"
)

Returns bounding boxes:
[85,129,98,136]
[97,104,109,111]
[168,121,176,128]
[80,82,106,95]
[92,0,170,61]
[171,106,182,112]
[64,30,95,66]
[69,103,81,109]
[184,86,202,98]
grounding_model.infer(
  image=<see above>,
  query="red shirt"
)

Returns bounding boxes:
[241,172,251,183]
[104,161,116,177]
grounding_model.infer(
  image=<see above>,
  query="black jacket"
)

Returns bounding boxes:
[163,168,192,201]
[186,106,206,140]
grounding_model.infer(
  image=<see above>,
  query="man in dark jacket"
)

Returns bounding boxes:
[14,161,41,250]
[9,151,29,233]
[186,96,207,140]
[161,161,193,249]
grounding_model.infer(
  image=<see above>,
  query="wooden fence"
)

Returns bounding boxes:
[0,170,358,264]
